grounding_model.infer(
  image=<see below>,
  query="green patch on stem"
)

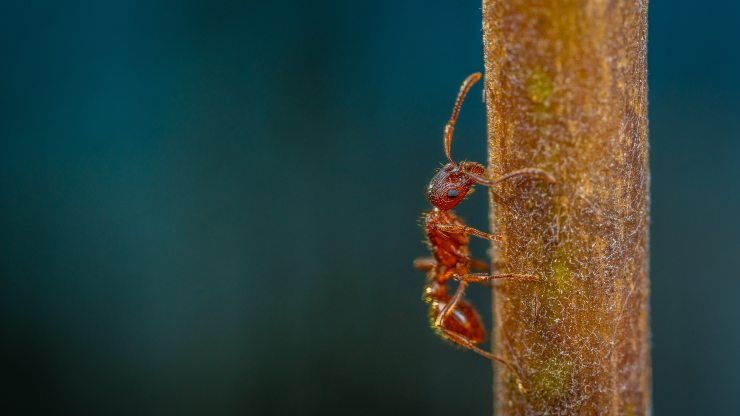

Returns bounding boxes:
[535,247,573,328]
[550,245,573,292]
[527,68,553,105]
[529,355,573,401]
[553,260,571,290]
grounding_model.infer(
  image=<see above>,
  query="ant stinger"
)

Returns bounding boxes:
[414,72,555,390]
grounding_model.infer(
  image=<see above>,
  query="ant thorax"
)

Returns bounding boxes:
[424,209,470,269]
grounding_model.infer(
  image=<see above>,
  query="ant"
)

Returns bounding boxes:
[414,72,555,388]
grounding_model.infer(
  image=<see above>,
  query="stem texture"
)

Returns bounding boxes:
[482,1,651,414]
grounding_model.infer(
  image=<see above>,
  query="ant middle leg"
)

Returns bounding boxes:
[454,272,539,285]
[436,224,503,241]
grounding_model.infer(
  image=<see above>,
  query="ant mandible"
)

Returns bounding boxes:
[414,72,555,386]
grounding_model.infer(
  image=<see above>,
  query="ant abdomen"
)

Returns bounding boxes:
[429,297,485,345]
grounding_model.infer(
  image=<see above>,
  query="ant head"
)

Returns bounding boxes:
[427,73,486,211]
[426,162,485,210]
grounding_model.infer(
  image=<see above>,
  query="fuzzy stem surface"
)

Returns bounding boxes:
[482,1,652,414]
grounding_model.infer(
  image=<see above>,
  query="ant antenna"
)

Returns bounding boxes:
[444,72,482,164]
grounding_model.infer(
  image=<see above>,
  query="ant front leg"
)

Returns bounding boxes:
[466,167,557,187]
[435,224,503,242]
[434,281,526,392]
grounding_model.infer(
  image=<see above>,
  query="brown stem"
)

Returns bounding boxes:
[482,1,651,414]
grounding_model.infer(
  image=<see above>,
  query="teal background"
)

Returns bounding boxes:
[1,1,739,415]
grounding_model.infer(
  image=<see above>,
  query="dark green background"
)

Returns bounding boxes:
[1,1,739,415]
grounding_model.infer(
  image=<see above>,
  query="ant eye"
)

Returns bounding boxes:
[447,189,459,198]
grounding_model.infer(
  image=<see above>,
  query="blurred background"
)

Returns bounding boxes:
[1,1,738,415]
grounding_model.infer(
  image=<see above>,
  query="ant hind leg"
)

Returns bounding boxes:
[413,257,437,271]
[469,258,489,272]
[434,282,525,391]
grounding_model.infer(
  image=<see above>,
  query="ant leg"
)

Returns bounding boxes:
[435,281,525,391]
[436,224,503,242]
[444,72,482,163]
[454,272,539,285]
[434,281,467,328]
[466,167,557,187]
[470,258,489,272]
[413,257,437,271]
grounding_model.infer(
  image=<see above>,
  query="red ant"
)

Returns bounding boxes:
[414,72,555,388]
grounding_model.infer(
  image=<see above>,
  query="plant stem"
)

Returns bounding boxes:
[482,1,651,414]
